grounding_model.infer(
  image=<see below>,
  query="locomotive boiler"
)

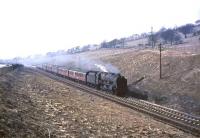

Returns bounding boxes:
[38,64,127,97]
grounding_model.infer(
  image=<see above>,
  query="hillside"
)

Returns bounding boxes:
[1,68,193,137]
[75,36,200,115]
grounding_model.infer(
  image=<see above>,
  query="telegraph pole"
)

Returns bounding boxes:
[159,43,162,79]
[151,27,153,48]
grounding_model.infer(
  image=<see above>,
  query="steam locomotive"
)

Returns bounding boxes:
[38,64,127,96]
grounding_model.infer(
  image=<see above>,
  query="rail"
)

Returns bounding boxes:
[30,68,200,136]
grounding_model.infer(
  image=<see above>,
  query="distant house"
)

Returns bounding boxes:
[88,44,100,50]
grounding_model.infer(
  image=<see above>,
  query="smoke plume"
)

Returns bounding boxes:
[18,54,120,73]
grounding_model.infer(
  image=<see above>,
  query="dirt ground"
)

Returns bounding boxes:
[0,68,196,137]
[73,37,200,115]
[100,49,200,115]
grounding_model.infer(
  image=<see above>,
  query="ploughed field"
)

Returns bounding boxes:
[0,68,195,137]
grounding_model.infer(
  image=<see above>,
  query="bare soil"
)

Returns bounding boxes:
[0,68,196,137]
[75,36,200,115]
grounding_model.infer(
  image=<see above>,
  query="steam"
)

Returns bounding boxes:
[94,64,108,72]
[0,64,6,68]
[17,54,120,73]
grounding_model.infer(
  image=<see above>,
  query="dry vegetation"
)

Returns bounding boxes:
[0,36,199,137]
[0,68,195,137]
[78,36,200,115]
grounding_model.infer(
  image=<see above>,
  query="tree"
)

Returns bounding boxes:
[101,41,107,48]
[160,29,181,45]
[119,38,126,48]
[109,39,118,48]
[178,24,194,38]
[141,33,148,38]
[195,20,200,26]
[158,27,167,33]
[148,32,159,47]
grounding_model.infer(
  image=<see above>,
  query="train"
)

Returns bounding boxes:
[38,64,127,96]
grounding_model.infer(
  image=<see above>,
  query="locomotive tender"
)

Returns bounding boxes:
[38,64,127,96]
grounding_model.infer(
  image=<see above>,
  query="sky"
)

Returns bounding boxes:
[0,0,200,59]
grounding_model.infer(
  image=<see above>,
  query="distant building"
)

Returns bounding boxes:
[88,44,100,50]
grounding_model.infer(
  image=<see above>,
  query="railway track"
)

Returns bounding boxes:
[30,67,200,136]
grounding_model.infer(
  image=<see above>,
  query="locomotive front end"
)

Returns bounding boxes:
[97,72,127,96]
